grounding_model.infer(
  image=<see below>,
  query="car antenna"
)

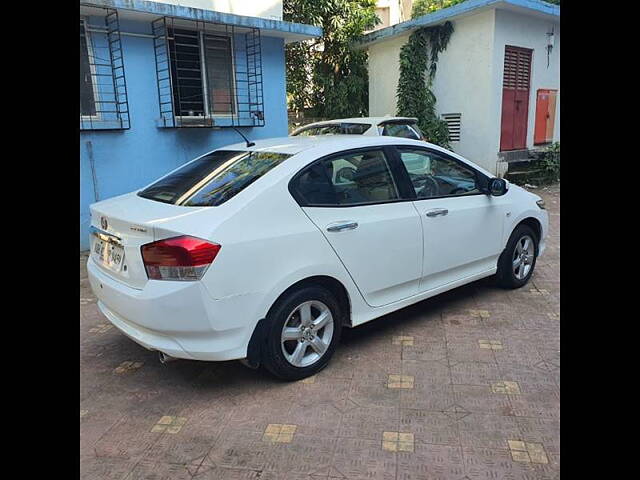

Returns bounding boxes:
[232,127,255,147]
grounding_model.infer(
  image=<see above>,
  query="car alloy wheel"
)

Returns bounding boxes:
[280,300,334,367]
[512,234,535,280]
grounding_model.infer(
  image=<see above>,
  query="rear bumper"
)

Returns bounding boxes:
[87,257,263,361]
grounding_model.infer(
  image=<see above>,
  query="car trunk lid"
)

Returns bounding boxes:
[88,192,212,289]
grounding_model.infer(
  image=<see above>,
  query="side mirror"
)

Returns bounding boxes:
[487,177,508,196]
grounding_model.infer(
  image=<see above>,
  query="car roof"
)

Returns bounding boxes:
[222,135,428,156]
[294,116,418,128]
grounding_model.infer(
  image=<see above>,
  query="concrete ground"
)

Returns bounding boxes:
[80,185,559,480]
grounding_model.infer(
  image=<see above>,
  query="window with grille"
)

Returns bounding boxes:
[153,17,265,128]
[79,11,130,130]
[167,28,235,118]
[442,113,461,142]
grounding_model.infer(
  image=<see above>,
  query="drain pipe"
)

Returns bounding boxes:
[158,351,178,364]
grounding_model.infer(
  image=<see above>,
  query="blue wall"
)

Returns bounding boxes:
[80,19,288,250]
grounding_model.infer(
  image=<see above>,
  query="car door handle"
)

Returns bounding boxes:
[326,221,358,232]
[426,208,448,217]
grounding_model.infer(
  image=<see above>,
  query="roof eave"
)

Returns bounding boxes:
[353,0,559,50]
[81,0,322,43]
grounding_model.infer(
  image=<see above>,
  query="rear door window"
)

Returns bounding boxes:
[138,150,292,206]
[380,122,424,140]
[291,149,400,206]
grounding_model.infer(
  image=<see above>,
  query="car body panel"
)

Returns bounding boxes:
[290,117,420,137]
[87,135,548,362]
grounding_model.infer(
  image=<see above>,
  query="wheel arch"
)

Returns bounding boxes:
[244,275,353,369]
[515,217,542,244]
[265,275,352,328]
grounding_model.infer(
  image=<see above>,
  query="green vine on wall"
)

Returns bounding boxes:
[396,21,454,148]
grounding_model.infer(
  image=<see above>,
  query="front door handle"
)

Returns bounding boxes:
[326,221,358,232]
[426,208,448,217]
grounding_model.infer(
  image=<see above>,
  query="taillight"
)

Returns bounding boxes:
[141,236,221,281]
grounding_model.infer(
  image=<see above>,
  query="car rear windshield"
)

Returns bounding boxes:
[137,150,292,207]
[293,123,371,136]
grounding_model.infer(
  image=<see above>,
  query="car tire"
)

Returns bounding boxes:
[261,286,342,381]
[495,224,538,289]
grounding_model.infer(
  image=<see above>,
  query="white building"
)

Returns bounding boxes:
[356,0,560,175]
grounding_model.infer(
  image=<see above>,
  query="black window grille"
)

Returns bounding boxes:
[79,9,130,130]
[153,17,265,128]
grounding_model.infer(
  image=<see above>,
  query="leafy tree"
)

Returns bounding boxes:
[411,0,467,18]
[283,0,379,118]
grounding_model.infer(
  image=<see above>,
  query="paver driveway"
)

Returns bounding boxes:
[80,185,560,480]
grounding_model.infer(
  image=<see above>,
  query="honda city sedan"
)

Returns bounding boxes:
[87,136,548,380]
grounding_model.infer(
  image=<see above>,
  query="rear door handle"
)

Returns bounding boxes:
[426,208,448,217]
[326,221,358,232]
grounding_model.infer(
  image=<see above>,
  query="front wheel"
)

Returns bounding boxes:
[261,286,342,381]
[495,224,538,289]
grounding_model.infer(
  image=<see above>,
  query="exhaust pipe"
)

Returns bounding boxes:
[158,351,178,364]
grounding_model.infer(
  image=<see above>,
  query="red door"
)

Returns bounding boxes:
[500,46,532,151]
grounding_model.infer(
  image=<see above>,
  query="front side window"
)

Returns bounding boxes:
[138,150,291,206]
[293,123,371,136]
[293,150,400,206]
[380,122,424,140]
[168,28,235,117]
[397,148,479,198]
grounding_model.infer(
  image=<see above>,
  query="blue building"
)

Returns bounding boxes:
[80,0,321,250]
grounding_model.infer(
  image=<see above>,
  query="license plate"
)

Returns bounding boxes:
[92,234,124,271]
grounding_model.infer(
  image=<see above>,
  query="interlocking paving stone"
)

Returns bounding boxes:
[508,439,549,464]
[151,416,188,434]
[399,410,460,446]
[80,186,560,478]
[262,424,297,443]
[491,381,521,394]
[382,431,414,452]
[458,413,520,449]
[392,335,414,346]
[332,437,396,480]
[387,374,414,389]
[478,339,503,350]
[397,444,464,480]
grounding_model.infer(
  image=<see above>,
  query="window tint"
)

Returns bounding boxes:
[381,122,424,140]
[138,150,291,206]
[397,149,479,198]
[293,123,371,136]
[294,150,399,206]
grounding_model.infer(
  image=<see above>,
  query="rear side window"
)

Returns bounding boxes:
[380,122,424,140]
[138,150,292,206]
[293,123,371,136]
[292,149,400,206]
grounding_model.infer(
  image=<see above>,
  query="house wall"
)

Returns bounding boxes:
[150,0,284,20]
[365,7,559,176]
[79,18,288,250]
[430,9,496,172]
[491,8,560,164]
[368,32,410,117]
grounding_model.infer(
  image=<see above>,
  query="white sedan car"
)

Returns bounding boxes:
[291,117,425,140]
[88,135,548,380]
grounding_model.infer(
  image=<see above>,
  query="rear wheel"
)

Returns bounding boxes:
[496,224,538,289]
[261,286,342,381]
